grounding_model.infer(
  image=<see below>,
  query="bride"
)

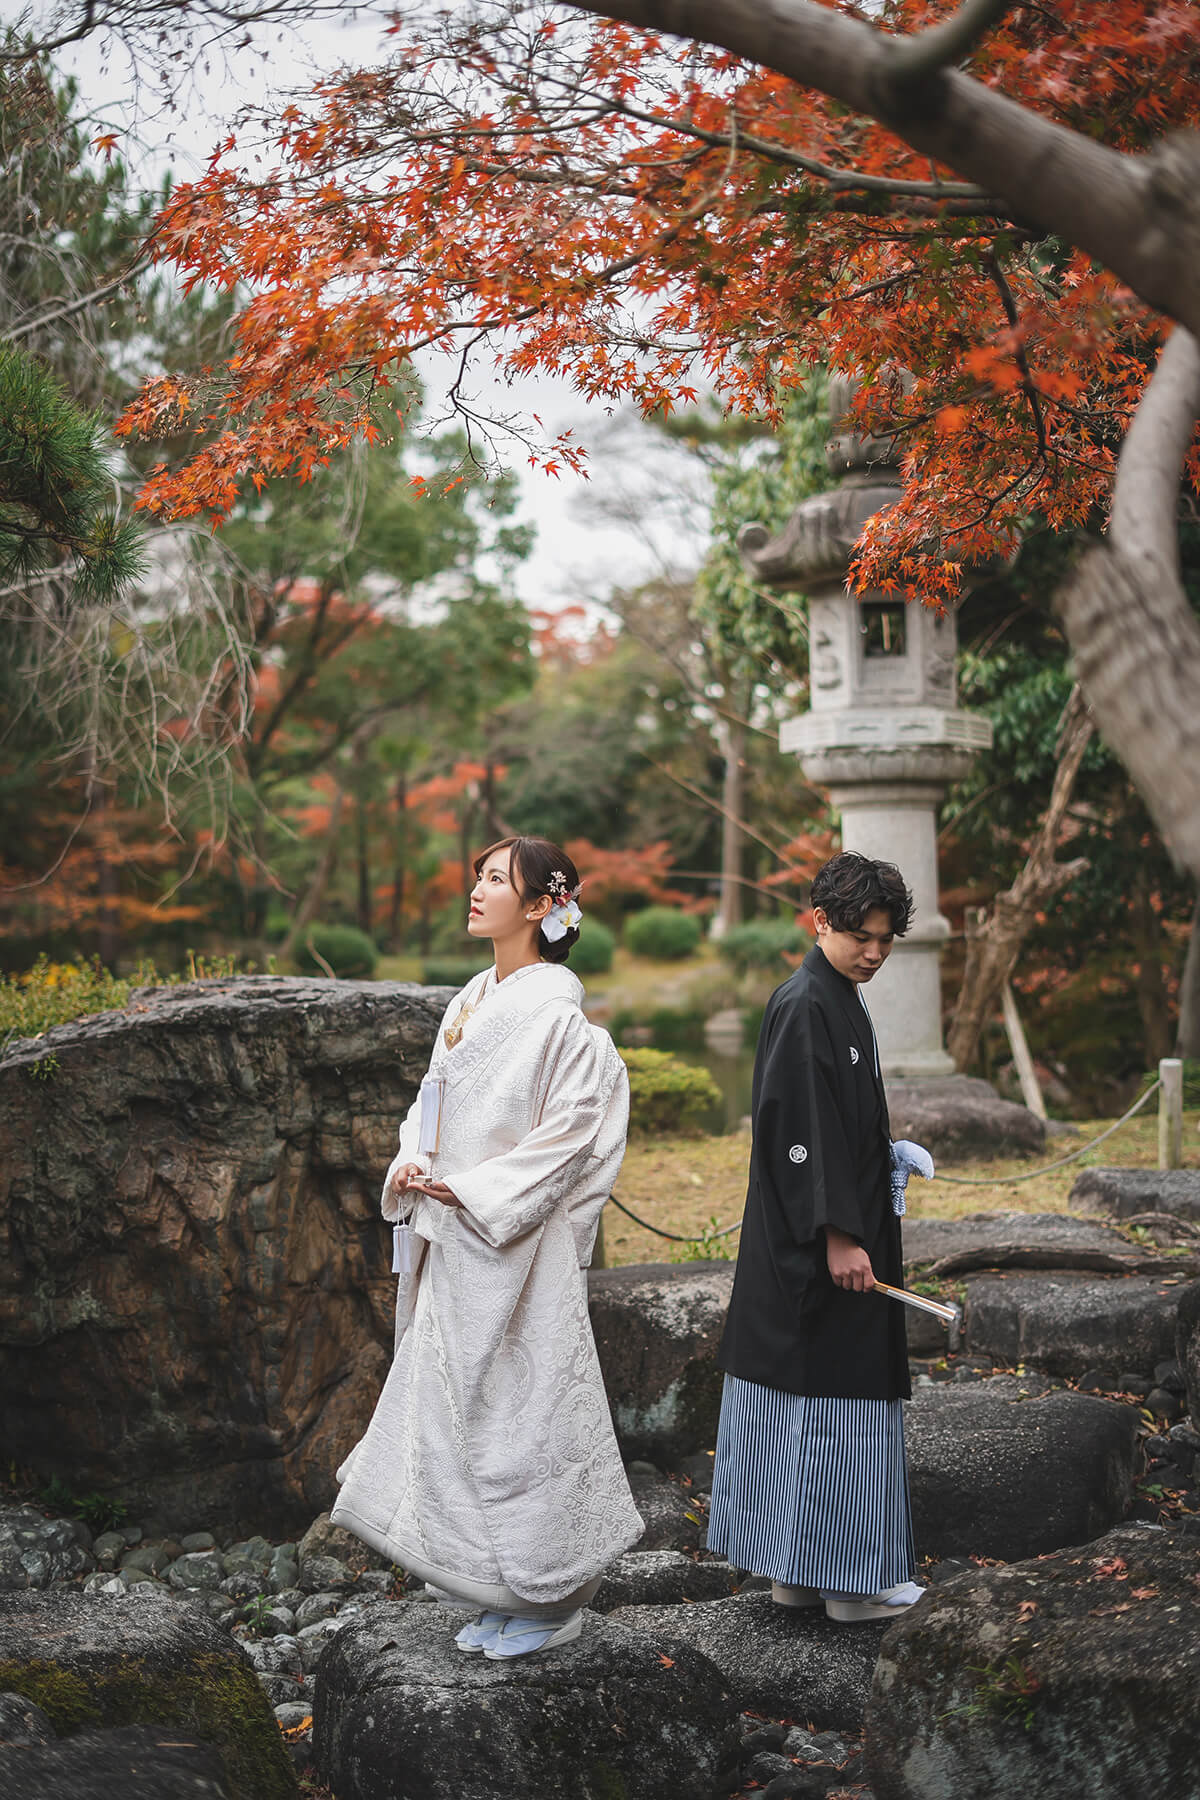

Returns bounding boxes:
[331,835,642,1659]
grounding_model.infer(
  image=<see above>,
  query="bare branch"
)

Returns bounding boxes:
[3,257,150,345]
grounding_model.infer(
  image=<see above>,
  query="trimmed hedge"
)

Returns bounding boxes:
[294,925,378,978]
[422,956,490,988]
[623,907,702,961]
[619,1047,722,1136]
[570,918,616,976]
[717,919,809,974]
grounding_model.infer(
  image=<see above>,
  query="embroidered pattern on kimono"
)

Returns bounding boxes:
[331,963,643,1603]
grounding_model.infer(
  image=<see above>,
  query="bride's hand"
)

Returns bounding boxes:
[406,1178,461,1208]
[387,1162,426,1202]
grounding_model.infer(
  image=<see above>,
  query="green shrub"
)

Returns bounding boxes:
[294,924,378,978]
[717,919,810,974]
[422,956,490,988]
[623,907,702,961]
[0,952,253,1051]
[569,918,616,975]
[619,1047,722,1135]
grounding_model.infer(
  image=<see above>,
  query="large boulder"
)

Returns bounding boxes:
[1070,1166,1200,1222]
[865,1524,1200,1800]
[1177,1278,1200,1429]
[587,1262,733,1463]
[0,1587,295,1800]
[0,976,448,1532]
[609,1590,887,1729]
[884,1077,1044,1161]
[0,1724,233,1799]
[962,1271,1186,1379]
[311,1599,734,1800]
[906,1377,1139,1562]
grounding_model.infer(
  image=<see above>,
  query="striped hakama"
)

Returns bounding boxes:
[706,1373,915,1594]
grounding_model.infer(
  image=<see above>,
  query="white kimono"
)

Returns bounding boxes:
[331,962,643,1607]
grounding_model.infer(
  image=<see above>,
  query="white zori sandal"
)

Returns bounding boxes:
[823,1582,926,1623]
[770,1582,823,1608]
[454,1611,509,1654]
[483,1609,584,1660]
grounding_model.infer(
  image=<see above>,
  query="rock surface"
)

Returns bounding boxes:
[1070,1166,1200,1221]
[312,1599,734,1800]
[962,1271,1188,1378]
[0,1586,296,1799]
[591,1549,741,1613]
[1177,1278,1200,1430]
[587,1262,733,1462]
[906,1377,1139,1562]
[0,976,448,1531]
[865,1524,1200,1800]
[884,1077,1044,1161]
[609,1591,887,1729]
[0,1724,233,1799]
[903,1211,1141,1273]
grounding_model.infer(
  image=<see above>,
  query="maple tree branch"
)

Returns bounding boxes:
[557,0,1200,341]
[886,0,1014,94]
[581,88,991,201]
[986,253,1050,467]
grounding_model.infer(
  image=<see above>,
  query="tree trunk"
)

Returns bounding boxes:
[386,765,408,952]
[1177,896,1200,1060]
[1131,865,1172,1068]
[279,785,346,966]
[1053,330,1200,886]
[716,713,746,936]
[947,687,1093,1073]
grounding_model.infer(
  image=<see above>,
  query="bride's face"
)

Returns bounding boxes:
[468,849,539,942]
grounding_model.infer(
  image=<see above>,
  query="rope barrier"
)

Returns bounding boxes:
[608,1078,1167,1238]
[606,1191,742,1244]
[932,1079,1162,1184]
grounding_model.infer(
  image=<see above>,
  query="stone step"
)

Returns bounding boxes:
[961,1270,1192,1380]
[905,1375,1140,1563]
[311,1599,733,1800]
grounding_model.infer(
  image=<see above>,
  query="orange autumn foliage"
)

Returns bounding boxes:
[116,0,1200,600]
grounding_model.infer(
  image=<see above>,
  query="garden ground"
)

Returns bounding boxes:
[606,1109,1200,1266]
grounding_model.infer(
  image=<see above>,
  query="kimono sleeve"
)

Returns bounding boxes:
[753,990,867,1245]
[380,986,465,1220]
[446,1011,617,1249]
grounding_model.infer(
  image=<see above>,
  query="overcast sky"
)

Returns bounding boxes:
[43,3,710,611]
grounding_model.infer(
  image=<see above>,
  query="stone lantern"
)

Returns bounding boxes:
[738,382,992,1078]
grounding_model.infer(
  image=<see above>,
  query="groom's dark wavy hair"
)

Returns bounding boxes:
[810,852,914,936]
[473,836,582,965]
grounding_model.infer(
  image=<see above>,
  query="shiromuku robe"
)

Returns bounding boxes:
[330,961,644,1606]
[718,944,909,1402]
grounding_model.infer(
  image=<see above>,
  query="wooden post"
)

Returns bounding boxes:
[1001,982,1047,1119]
[1159,1057,1183,1169]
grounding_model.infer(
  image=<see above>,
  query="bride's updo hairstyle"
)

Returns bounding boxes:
[473,836,583,965]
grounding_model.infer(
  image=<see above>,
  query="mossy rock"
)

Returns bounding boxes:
[0,1590,296,1800]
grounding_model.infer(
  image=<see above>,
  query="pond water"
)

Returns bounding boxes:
[677,1044,756,1135]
